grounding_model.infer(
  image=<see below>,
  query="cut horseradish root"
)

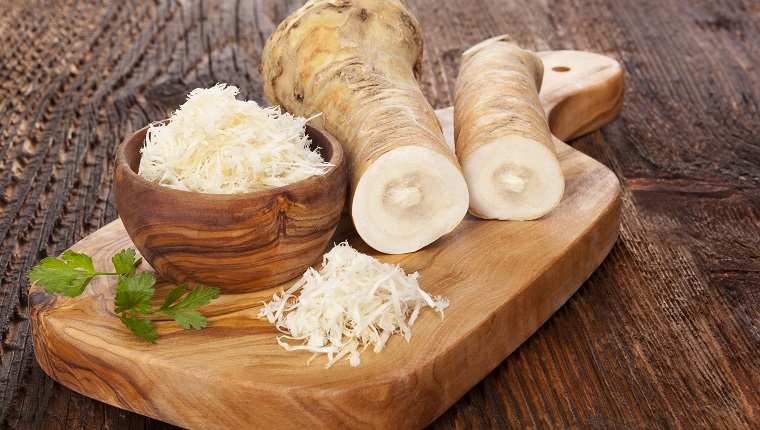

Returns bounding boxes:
[462,137,564,220]
[258,242,449,369]
[261,0,469,254]
[455,35,565,220]
[352,146,470,255]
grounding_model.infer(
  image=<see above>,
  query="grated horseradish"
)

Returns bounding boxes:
[258,242,449,368]
[138,83,331,194]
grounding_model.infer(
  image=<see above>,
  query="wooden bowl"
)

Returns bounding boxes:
[113,123,347,294]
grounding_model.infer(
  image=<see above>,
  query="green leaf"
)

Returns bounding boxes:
[35,256,72,272]
[158,285,220,312]
[154,308,209,330]
[120,314,158,344]
[155,285,219,330]
[28,256,95,296]
[28,258,78,290]
[29,247,220,343]
[61,250,96,273]
[159,283,190,310]
[66,277,92,297]
[114,272,155,314]
[112,249,141,277]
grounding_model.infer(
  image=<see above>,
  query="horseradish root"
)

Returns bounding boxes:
[261,0,469,254]
[454,35,564,220]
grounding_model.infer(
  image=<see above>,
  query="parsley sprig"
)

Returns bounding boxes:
[28,249,220,343]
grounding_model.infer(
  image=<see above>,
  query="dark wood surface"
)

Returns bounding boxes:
[1,0,758,428]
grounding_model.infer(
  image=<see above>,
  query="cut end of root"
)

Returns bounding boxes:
[385,182,424,210]
[463,137,564,220]
[496,171,527,194]
[462,34,514,57]
[352,146,469,254]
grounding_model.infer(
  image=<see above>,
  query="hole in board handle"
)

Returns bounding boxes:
[552,66,571,72]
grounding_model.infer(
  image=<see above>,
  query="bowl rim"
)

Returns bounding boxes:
[115,120,346,202]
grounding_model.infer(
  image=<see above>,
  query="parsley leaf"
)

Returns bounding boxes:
[114,272,155,314]
[158,284,221,311]
[61,249,96,272]
[112,249,141,277]
[28,248,220,343]
[156,309,208,330]
[28,251,101,297]
[159,283,188,310]
[154,284,220,330]
[121,314,158,344]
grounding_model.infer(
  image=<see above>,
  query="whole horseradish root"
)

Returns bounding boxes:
[261,0,469,254]
[454,35,565,220]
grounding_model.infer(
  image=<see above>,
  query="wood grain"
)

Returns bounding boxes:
[2,0,759,429]
[28,54,622,426]
[113,123,347,293]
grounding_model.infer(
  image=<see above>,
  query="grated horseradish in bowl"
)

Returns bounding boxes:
[113,84,348,294]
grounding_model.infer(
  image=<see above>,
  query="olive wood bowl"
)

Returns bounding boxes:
[113,123,348,294]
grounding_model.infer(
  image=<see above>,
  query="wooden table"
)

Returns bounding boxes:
[1,0,758,428]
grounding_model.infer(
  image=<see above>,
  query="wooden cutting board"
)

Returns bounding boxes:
[30,50,623,430]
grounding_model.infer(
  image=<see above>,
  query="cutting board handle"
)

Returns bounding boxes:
[537,50,624,142]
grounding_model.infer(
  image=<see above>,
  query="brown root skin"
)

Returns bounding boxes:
[460,35,544,93]
[455,37,550,162]
[454,36,564,221]
[262,0,469,254]
[262,0,446,187]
